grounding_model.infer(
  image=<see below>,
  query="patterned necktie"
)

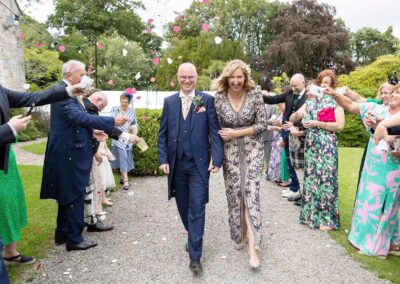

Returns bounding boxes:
[293,94,300,106]
[182,95,190,119]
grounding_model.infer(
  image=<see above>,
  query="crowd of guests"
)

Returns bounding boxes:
[1,58,400,282]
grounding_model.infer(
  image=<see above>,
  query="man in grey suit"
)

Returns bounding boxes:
[262,103,277,178]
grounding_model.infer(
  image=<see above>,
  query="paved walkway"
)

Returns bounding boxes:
[14,144,387,283]
[13,137,46,166]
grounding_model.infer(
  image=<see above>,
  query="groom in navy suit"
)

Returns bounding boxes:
[158,63,224,273]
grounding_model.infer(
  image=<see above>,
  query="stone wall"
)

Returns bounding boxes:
[0,0,25,90]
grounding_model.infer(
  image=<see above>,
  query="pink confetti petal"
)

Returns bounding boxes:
[131,88,137,94]
[97,43,103,49]
[108,79,114,86]
[153,57,159,65]
[172,26,181,33]
[19,33,24,40]
[55,258,63,264]
[35,261,42,271]
[147,18,154,24]
[202,24,209,31]
[58,45,66,53]
[35,43,44,47]
[150,77,156,83]
[136,96,141,100]
[125,88,133,94]
[34,227,41,234]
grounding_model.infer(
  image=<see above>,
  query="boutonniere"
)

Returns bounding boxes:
[193,96,206,113]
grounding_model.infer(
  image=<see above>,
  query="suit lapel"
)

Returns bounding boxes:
[191,91,201,131]
[172,93,181,135]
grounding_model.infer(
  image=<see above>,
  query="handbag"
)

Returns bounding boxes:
[317,107,336,122]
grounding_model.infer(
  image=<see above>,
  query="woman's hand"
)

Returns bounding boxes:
[290,129,303,138]
[219,128,238,141]
[323,87,337,97]
[303,120,320,128]
[391,150,400,159]
[282,121,293,130]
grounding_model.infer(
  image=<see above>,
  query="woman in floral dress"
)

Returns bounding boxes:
[290,69,345,230]
[325,83,400,257]
[213,60,267,268]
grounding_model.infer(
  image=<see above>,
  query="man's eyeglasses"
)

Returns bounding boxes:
[179,76,196,81]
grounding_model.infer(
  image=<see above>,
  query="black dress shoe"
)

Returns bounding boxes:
[288,195,301,202]
[294,199,301,206]
[66,240,97,251]
[185,243,188,253]
[189,260,203,273]
[87,220,114,232]
[55,235,66,245]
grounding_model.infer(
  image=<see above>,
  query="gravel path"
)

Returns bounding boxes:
[13,138,46,166]
[29,172,387,283]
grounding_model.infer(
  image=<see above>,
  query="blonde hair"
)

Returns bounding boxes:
[212,59,254,94]
[376,82,394,99]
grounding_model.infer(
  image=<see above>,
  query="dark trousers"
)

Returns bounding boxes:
[174,157,207,261]
[0,238,10,284]
[55,194,85,245]
[283,132,299,192]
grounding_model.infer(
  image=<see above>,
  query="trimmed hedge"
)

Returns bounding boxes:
[337,114,369,148]
[131,109,164,176]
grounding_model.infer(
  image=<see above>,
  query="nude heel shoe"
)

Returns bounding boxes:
[249,252,260,269]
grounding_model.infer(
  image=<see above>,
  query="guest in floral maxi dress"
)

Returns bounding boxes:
[290,69,345,230]
[213,60,267,269]
[266,111,283,182]
[325,83,400,257]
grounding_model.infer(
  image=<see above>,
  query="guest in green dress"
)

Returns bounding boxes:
[0,146,35,265]
[325,83,400,257]
[290,69,345,230]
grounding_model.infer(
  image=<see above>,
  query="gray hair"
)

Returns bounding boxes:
[62,60,86,78]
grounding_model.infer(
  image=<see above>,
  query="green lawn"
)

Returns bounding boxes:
[21,142,47,155]
[7,148,400,283]
[331,147,400,284]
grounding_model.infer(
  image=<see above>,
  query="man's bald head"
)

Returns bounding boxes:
[177,62,198,95]
[290,73,306,94]
[89,91,108,111]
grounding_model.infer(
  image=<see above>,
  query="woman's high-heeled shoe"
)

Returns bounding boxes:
[249,253,260,269]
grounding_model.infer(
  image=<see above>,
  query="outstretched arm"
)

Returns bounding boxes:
[324,88,360,114]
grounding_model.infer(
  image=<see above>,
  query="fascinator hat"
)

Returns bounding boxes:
[121,88,136,103]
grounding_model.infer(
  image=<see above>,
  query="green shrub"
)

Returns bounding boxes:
[131,109,163,176]
[10,109,45,142]
[337,114,369,148]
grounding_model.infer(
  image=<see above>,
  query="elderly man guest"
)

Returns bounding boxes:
[263,74,307,201]
[0,77,84,280]
[40,60,127,251]
[157,63,224,273]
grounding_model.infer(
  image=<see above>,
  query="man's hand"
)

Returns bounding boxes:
[69,83,85,97]
[129,134,140,144]
[114,115,128,126]
[9,115,31,133]
[208,165,220,173]
[93,130,108,141]
[159,164,170,175]
[282,121,293,130]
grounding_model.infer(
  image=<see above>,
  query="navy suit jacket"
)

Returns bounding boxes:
[40,82,115,205]
[157,91,224,202]
[0,84,70,174]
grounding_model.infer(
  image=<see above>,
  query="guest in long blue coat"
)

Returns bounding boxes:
[157,63,224,273]
[40,60,125,251]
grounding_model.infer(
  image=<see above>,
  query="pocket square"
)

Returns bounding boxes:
[196,106,207,113]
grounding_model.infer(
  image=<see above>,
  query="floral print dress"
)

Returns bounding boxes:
[266,113,283,181]
[215,87,267,248]
[299,95,340,229]
[348,103,400,256]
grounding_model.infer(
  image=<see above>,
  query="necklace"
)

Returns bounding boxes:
[228,92,245,109]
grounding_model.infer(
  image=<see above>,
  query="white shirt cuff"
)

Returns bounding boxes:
[7,122,18,137]
[66,86,73,97]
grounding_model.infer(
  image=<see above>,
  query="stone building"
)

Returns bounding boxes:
[0,0,25,90]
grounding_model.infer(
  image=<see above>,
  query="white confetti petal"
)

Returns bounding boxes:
[135,72,141,80]
[111,259,119,263]
[345,229,349,234]
[133,241,139,245]
[221,255,227,259]
[69,275,72,279]
[167,58,173,64]
[161,237,167,241]
[125,41,129,46]
[63,272,70,275]
[42,274,46,277]
[214,36,222,44]
[82,268,88,273]
[146,233,150,236]
[122,231,127,235]
[128,191,134,196]
[23,83,30,90]
[325,244,331,248]
[178,56,182,59]
[122,49,128,56]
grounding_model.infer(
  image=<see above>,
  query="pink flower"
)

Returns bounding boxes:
[58,45,66,53]
[108,80,114,86]
[150,77,156,83]
[172,26,181,33]
[203,0,209,4]
[97,42,104,49]
[153,57,159,65]
[147,18,154,24]
[145,28,152,33]
[202,24,209,31]
[35,43,44,47]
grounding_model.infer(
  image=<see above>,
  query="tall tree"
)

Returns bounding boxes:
[166,0,282,56]
[47,0,162,52]
[259,0,354,78]
[350,26,399,65]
